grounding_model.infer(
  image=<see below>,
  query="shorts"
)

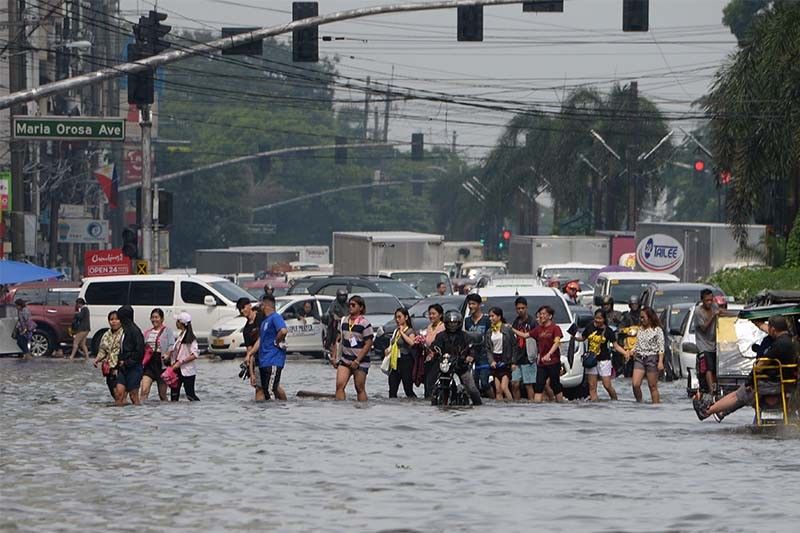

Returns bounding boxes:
[534,364,562,395]
[633,354,659,373]
[116,362,144,392]
[491,365,511,380]
[512,364,537,385]
[734,384,755,407]
[143,352,164,382]
[340,354,369,374]
[258,365,283,398]
[585,360,613,378]
[697,351,717,375]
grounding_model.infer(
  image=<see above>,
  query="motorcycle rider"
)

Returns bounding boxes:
[323,288,349,352]
[600,296,622,328]
[430,310,482,406]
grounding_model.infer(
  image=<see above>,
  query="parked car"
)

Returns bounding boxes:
[1,281,81,357]
[639,282,725,315]
[458,261,507,280]
[289,275,423,307]
[537,263,606,285]
[593,271,680,312]
[474,275,542,291]
[378,270,453,297]
[80,274,256,353]
[661,303,695,380]
[209,295,334,359]
[465,287,588,398]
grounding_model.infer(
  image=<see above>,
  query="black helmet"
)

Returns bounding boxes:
[335,288,348,301]
[628,295,640,307]
[443,309,463,333]
[601,295,614,307]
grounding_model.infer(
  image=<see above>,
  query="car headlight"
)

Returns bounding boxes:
[440,359,451,373]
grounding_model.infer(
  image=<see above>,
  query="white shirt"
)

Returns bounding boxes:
[491,330,503,354]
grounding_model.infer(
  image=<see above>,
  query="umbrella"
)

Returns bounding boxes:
[0,260,64,285]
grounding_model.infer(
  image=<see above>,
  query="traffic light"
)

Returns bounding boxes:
[135,189,174,227]
[127,43,154,106]
[499,228,512,249]
[694,159,706,174]
[122,227,139,259]
[457,5,483,42]
[522,1,564,12]
[293,2,319,62]
[335,136,347,165]
[221,27,263,56]
[411,133,424,160]
[622,0,649,32]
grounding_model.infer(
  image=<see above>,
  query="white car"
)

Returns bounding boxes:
[674,303,746,382]
[209,295,334,359]
[592,271,680,312]
[466,286,587,397]
[458,261,507,280]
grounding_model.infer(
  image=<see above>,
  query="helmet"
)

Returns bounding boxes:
[601,295,614,307]
[335,288,348,301]
[443,309,463,333]
[628,295,640,306]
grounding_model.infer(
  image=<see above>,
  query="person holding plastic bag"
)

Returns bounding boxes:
[383,307,417,398]
[166,312,200,401]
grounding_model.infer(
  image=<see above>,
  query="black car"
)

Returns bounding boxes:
[289,275,424,307]
[373,295,466,354]
[639,282,725,315]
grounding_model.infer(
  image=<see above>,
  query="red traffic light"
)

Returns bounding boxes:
[693,160,706,172]
[502,230,512,240]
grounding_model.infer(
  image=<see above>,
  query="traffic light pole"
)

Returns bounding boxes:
[140,104,153,269]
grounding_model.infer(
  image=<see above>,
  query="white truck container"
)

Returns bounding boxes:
[333,231,445,275]
[195,246,330,275]
[634,222,766,281]
[443,241,484,264]
[508,235,611,274]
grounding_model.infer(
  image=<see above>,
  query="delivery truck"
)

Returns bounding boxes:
[195,246,330,275]
[333,231,445,275]
[634,222,766,281]
[508,235,611,274]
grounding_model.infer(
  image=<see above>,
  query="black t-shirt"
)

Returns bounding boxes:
[582,325,616,361]
[242,311,265,348]
[749,333,798,385]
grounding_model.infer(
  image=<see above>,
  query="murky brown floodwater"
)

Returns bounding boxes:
[1,356,799,532]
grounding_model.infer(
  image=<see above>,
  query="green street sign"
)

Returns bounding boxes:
[12,116,126,141]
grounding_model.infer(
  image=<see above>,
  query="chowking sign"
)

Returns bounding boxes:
[636,234,684,274]
[84,249,132,277]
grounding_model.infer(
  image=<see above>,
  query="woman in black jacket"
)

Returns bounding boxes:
[115,305,145,405]
[485,307,515,400]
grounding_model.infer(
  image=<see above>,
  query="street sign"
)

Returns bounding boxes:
[85,249,132,277]
[0,171,11,211]
[13,116,126,141]
[135,259,149,275]
[57,218,110,243]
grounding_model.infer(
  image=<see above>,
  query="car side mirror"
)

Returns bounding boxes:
[576,315,593,329]
[669,328,681,336]
[203,295,216,307]
[593,295,603,307]
[682,341,699,354]
[283,312,296,320]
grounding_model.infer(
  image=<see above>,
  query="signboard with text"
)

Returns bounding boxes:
[636,233,685,274]
[58,218,109,244]
[0,171,11,211]
[13,116,126,141]
[85,249,132,277]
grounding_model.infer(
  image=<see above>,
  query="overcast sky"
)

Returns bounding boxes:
[121,0,737,158]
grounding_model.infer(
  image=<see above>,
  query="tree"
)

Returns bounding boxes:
[705,2,800,246]
[722,0,771,44]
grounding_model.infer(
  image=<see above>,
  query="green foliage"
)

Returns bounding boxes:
[706,267,800,302]
[786,212,800,267]
[705,2,800,245]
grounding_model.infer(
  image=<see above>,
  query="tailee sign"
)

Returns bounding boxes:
[84,249,131,277]
[636,234,684,274]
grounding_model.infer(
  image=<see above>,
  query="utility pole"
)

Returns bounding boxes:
[8,0,27,259]
[626,81,638,232]
[140,105,153,267]
[363,76,371,141]
[382,67,393,143]
[373,109,379,142]
[452,130,457,153]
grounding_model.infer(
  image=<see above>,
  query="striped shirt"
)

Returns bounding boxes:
[340,315,374,368]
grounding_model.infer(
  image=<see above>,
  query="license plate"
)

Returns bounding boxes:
[212,339,225,347]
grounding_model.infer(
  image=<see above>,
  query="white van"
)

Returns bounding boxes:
[80,274,256,347]
[592,271,680,312]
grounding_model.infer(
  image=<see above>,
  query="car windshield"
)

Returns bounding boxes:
[665,306,692,331]
[541,268,600,284]
[209,281,257,303]
[462,266,506,279]
[609,279,658,302]
[388,272,449,296]
[466,295,571,325]
[374,279,423,299]
[653,290,712,310]
[361,295,402,315]
[287,278,316,294]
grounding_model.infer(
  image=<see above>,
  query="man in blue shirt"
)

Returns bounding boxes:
[258,294,289,401]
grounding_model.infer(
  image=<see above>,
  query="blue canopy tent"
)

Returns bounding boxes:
[0,260,63,285]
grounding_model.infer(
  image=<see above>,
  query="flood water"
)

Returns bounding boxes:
[1,356,799,532]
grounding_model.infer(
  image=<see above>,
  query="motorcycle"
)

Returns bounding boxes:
[430,346,471,407]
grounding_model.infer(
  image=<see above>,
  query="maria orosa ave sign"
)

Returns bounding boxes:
[636,234,684,274]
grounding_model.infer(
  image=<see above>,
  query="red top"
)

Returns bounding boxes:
[531,323,563,367]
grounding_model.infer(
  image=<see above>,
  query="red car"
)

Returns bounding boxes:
[2,281,82,357]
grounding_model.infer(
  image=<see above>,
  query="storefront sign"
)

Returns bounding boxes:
[85,249,131,277]
[636,233,684,274]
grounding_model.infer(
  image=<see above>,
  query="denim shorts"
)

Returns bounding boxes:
[116,363,144,392]
[512,364,537,385]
